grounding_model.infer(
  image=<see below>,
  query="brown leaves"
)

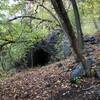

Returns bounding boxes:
[0,35,100,100]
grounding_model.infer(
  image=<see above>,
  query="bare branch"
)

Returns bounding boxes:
[0,40,15,51]
[8,16,52,22]
[39,4,60,25]
[0,39,32,51]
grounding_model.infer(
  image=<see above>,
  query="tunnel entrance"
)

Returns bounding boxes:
[32,48,51,66]
[14,48,51,69]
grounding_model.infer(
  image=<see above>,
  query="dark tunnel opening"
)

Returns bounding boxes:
[32,48,51,66]
[14,48,51,70]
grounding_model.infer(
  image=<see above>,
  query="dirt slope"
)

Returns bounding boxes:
[0,58,100,100]
[0,35,100,100]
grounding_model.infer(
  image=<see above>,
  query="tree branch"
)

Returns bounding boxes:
[8,16,52,22]
[0,40,15,51]
[39,4,60,25]
[0,39,32,51]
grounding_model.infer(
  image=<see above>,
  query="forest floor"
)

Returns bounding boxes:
[0,34,100,100]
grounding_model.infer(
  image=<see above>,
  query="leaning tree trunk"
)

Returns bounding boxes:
[51,0,90,75]
[70,0,84,51]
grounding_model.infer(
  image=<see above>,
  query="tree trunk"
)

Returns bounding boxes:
[51,0,90,75]
[70,0,84,51]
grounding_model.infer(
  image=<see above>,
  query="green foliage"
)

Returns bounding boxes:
[0,0,51,71]
[77,0,100,33]
[70,77,81,84]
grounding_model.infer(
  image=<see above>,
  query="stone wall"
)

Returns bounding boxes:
[14,28,71,68]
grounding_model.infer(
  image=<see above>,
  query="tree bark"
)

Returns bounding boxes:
[51,0,90,75]
[70,0,84,51]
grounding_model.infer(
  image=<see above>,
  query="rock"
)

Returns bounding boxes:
[61,34,71,57]
[84,36,90,42]
[48,29,71,60]
[71,63,85,79]
[87,57,96,66]
[89,36,97,44]
[87,48,94,52]
[89,52,94,56]
[95,63,100,79]
[84,36,97,44]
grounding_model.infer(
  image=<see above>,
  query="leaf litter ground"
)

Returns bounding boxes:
[0,34,100,100]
